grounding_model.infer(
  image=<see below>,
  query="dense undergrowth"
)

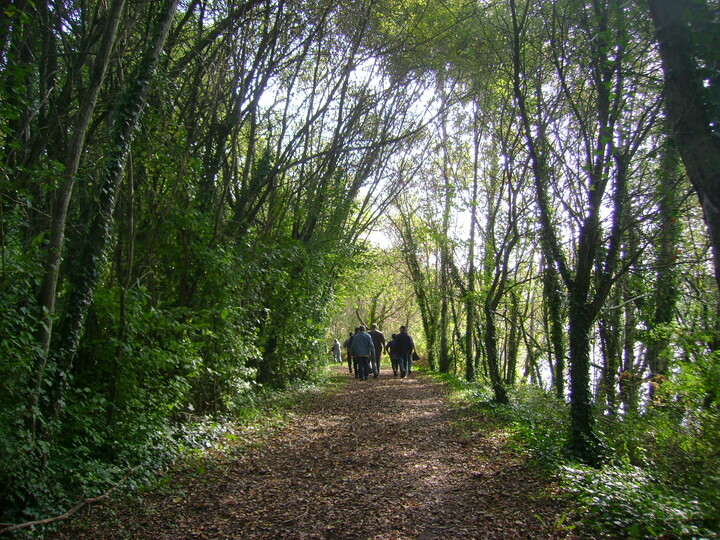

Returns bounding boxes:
[429,368,720,539]
[0,371,339,537]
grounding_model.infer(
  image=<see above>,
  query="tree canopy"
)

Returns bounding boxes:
[1,0,718,534]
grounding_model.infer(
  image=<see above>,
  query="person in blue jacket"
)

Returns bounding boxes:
[349,325,375,381]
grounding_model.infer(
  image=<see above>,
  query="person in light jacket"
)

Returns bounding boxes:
[330,338,342,363]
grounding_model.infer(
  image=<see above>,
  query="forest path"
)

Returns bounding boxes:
[56,366,575,539]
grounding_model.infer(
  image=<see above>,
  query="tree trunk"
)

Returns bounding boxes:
[395,200,438,370]
[44,0,179,431]
[620,275,641,414]
[465,105,480,382]
[567,296,602,465]
[647,138,681,399]
[484,306,509,404]
[35,0,127,352]
[504,292,519,386]
[648,0,720,294]
[597,286,621,416]
[30,0,127,437]
[438,75,453,374]
[543,261,565,399]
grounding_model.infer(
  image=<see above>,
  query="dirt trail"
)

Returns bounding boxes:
[55,366,575,539]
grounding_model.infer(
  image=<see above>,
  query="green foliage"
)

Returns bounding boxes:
[439,370,720,538]
[253,237,348,387]
[507,385,570,466]
[0,237,47,518]
[564,464,715,538]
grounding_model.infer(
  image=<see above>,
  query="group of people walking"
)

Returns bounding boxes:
[332,324,416,380]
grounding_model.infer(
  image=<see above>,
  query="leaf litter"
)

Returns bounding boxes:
[54,366,580,539]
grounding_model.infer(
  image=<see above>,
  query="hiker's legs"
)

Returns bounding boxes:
[399,354,408,377]
[357,356,370,380]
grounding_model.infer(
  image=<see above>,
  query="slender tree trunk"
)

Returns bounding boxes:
[465,105,480,382]
[438,75,452,374]
[620,273,641,414]
[597,286,621,416]
[108,152,136,425]
[543,260,565,399]
[647,140,681,399]
[504,292,519,386]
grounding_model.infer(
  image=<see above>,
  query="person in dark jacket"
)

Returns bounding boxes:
[393,325,415,378]
[368,323,386,378]
[386,333,399,376]
[349,325,375,381]
[342,331,355,375]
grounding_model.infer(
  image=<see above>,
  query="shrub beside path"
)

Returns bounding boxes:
[56,366,578,539]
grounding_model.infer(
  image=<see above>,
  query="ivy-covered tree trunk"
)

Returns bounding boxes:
[44,0,179,432]
[648,0,720,295]
[509,0,638,466]
[567,296,602,465]
[30,0,127,437]
[396,201,438,370]
[484,306,508,404]
[543,261,565,399]
[646,139,681,399]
